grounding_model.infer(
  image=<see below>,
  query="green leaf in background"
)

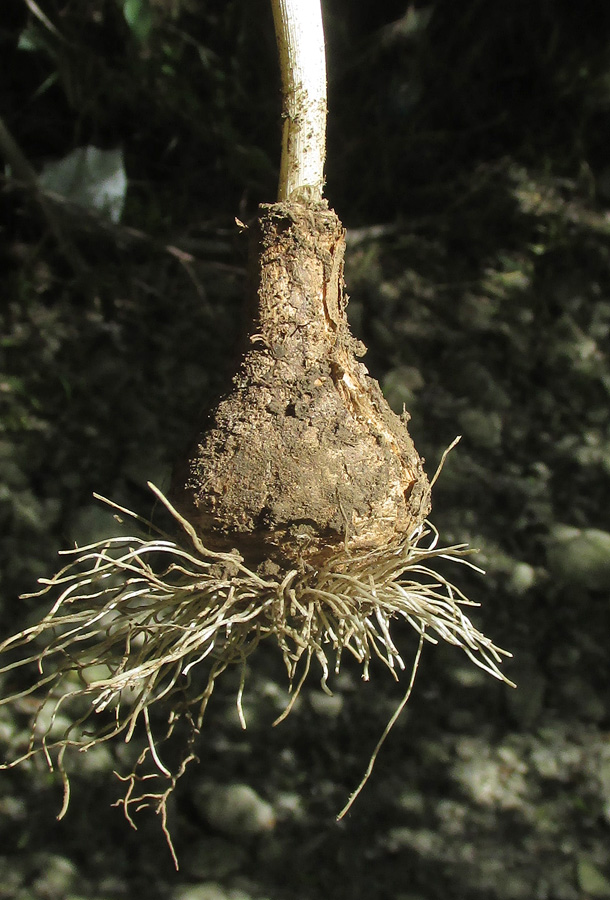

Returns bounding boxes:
[17,26,41,52]
[122,0,153,45]
[39,146,127,223]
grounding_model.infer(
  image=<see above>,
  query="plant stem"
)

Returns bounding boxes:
[270,0,327,202]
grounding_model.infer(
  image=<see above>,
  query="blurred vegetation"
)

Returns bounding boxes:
[1,2,610,898]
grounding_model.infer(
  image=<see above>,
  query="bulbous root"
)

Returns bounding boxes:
[0,203,513,860]
[0,484,512,862]
[176,202,431,566]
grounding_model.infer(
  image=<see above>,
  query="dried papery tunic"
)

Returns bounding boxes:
[178,201,431,566]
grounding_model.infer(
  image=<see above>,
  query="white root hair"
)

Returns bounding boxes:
[0,482,512,860]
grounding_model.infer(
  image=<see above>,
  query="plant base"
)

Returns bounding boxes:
[176,202,431,565]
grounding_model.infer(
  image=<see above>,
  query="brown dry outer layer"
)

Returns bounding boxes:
[178,201,431,566]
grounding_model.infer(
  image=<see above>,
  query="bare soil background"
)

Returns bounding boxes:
[1,2,610,898]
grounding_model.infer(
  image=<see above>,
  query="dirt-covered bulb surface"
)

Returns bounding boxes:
[177,201,431,567]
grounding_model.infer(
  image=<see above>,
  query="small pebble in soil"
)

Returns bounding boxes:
[181,837,247,881]
[171,885,252,900]
[29,854,78,900]
[194,783,275,839]
[308,689,344,718]
[577,857,610,898]
[546,526,610,590]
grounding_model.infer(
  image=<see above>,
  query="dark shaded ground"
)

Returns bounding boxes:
[1,2,610,899]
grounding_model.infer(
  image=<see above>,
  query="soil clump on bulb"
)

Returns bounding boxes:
[176,201,431,567]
